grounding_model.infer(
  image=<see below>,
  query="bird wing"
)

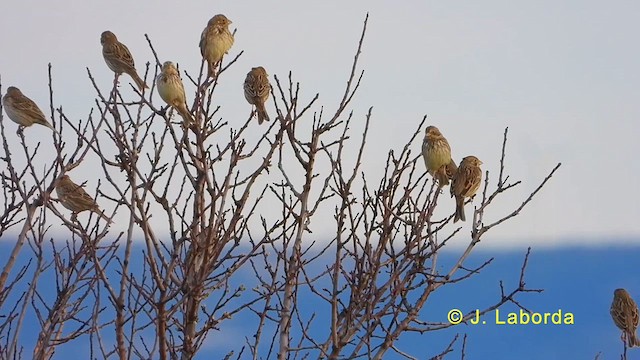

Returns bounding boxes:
[65,182,98,209]
[244,74,261,103]
[254,74,270,100]
[104,42,136,72]
[452,165,481,198]
[630,298,640,329]
[445,159,458,181]
[463,166,482,197]
[199,26,211,56]
[8,94,48,121]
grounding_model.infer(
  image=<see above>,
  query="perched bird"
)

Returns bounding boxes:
[244,66,271,124]
[55,175,112,224]
[100,31,147,90]
[156,61,194,126]
[422,126,454,187]
[450,156,483,223]
[611,288,640,347]
[199,14,234,78]
[2,86,58,134]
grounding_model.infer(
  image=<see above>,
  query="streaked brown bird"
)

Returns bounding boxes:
[422,126,454,187]
[199,14,234,78]
[611,288,640,347]
[55,175,112,224]
[156,61,193,126]
[244,66,270,124]
[100,30,147,90]
[450,156,483,223]
[2,86,58,134]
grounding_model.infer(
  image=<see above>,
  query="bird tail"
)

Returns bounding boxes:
[177,104,194,127]
[630,332,640,347]
[256,103,270,125]
[44,121,60,136]
[454,196,466,223]
[96,209,113,225]
[129,71,148,91]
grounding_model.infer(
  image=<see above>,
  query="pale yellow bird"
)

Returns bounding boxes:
[244,66,271,124]
[199,14,234,78]
[101,30,147,90]
[450,156,483,223]
[55,175,112,224]
[156,61,193,126]
[422,126,454,187]
[2,86,58,134]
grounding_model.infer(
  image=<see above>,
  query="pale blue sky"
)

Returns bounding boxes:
[1,0,639,246]
[1,3,640,358]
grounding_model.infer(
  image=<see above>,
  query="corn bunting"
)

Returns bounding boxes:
[422,126,454,187]
[2,86,58,134]
[199,14,234,78]
[611,288,640,347]
[244,66,271,124]
[450,156,483,222]
[56,175,112,224]
[156,61,193,126]
[101,30,147,90]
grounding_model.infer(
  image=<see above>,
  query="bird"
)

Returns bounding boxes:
[244,66,271,124]
[450,156,483,223]
[611,288,640,347]
[2,86,58,134]
[100,30,147,90]
[55,175,112,224]
[199,14,234,78]
[156,61,194,126]
[422,126,454,187]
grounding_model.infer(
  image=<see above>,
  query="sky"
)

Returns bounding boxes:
[2,244,638,359]
[0,0,638,245]
[1,0,640,358]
